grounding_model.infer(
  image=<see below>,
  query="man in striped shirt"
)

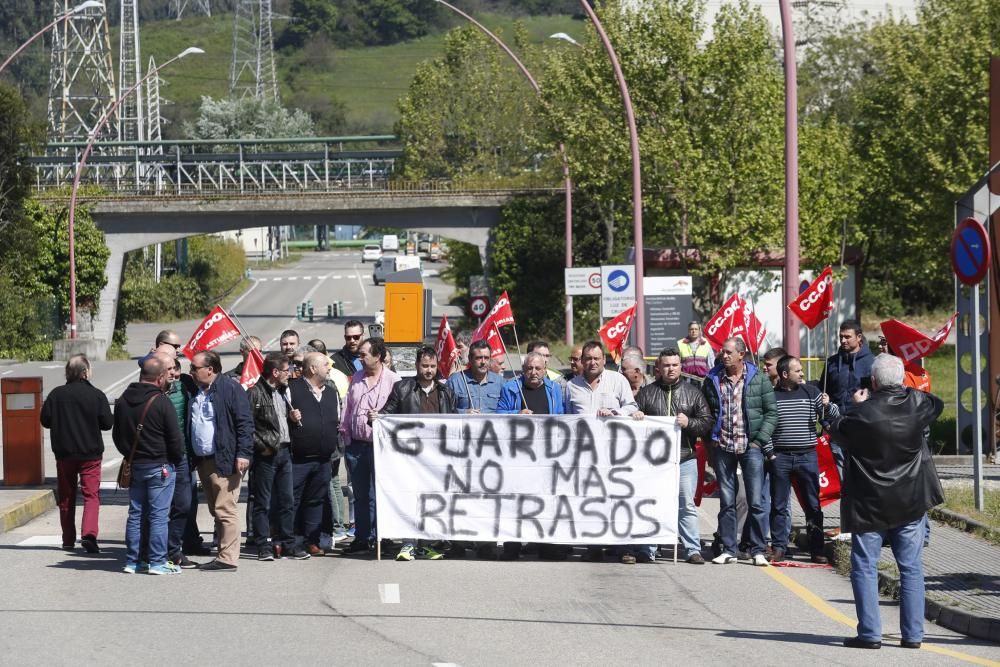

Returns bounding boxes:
[766,355,839,563]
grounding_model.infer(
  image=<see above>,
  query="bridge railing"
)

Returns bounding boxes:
[27,136,560,197]
[27,135,408,195]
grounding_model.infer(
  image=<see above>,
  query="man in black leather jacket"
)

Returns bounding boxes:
[247,352,300,561]
[632,348,713,563]
[829,354,944,651]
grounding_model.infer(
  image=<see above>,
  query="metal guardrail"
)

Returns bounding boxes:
[25,136,558,197]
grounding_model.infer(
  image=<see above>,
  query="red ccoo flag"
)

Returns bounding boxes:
[704,294,766,354]
[181,306,241,360]
[471,291,515,344]
[880,313,958,363]
[240,347,265,390]
[788,266,834,330]
[434,315,459,378]
[599,304,636,361]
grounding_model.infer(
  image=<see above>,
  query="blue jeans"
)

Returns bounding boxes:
[678,458,701,556]
[630,459,701,560]
[850,518,926,643]
[292,459,332,548]
[716,446,767,556]
[345,441,376,544]
[252,447,295,550]
[167,456,198,560]
[769,450,823,554]
[741,466,771,549]
[126,463,176,567]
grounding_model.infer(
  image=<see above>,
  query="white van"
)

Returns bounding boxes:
[381,234,399,252]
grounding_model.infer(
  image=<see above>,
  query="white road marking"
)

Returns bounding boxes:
[272,277,283,282]
[303,276,313,280]
[432,663,461,667]
[102,456,123,470]
[355,270,369,310]
[99,481,121,490]
[2,370,12,376]
[332,275,343,280]
[40,364,61,369]
[17,536,64,546]
[378,583,400,604]
[318,276,328,280]
[229,277,261,312]
[288,276,298,281]
[102,368,139,397]
[257,278,268,282]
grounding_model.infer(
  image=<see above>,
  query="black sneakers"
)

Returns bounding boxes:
[200,560,238,572]
[80,536,100,554]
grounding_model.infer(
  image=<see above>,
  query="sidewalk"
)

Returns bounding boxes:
[790,483,1000,643]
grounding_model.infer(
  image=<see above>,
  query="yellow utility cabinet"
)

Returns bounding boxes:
[384,268,428,343]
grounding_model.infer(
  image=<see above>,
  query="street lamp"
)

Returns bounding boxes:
[574,1,645,351]
[66,46,204,339]
[0,1,105,75]
[433,0,577,345]
[778,0,801,356]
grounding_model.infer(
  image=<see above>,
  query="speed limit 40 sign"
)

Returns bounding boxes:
[469,296,490,318]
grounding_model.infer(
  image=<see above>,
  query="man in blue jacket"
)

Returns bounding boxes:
[497,352,565,415]
[188,350,254,572]
[820,319,874,479]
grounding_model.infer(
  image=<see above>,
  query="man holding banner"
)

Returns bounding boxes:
[633,348,713,563]
[566,341,638,563]
[446,340,504,414]
[703,338,777,566]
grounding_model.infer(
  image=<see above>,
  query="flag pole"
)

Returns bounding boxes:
[495,322,528,407]
[224,305,254,348]
[457,355,477,412]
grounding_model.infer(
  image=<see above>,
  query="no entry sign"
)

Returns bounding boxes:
[951,217,991,286]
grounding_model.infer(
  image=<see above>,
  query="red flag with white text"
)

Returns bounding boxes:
[599,304,636,360]
[181,306,241,360]
[434,315,459,378]
[788,266,834,330]
[704,294,766,354]
[880,313,958,363]
[471,291,515,342]
[239,347,264,390]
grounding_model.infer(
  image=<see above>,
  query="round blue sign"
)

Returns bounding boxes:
[951,218,991,286]
[607,269,630,293]
[799,280,810,294]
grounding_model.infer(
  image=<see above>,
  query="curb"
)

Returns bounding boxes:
[929,506,1000,542]
[828,537,1000,644]
[0,489,56,534]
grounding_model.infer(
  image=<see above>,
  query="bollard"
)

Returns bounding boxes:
[308,300,314,323]
[338,301,345,317]
[327,304,333,318]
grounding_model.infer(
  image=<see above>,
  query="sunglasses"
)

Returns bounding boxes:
[170,343,181,350]
[345,334,362,341]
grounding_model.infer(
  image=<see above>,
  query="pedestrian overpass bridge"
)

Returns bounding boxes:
[29,135,558,356]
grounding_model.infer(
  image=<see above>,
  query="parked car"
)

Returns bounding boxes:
[361,244,382,263]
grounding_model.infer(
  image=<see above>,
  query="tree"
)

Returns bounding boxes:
[183,96,317,148]
[0,82,41,233]
[843,0,1000,311]
[279,0,340,49]
[396,25,543,181]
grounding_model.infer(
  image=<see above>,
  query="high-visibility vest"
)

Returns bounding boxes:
[677,338,713,377]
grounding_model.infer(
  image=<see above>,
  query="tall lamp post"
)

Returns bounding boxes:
[433,0,576,345]
[0,1,105,75]
[575,1,645,351]
[778,0,801,356]
[66,46,204,339]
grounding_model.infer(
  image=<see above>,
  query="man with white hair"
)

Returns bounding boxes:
[497,352,565,416]
[829,354,944,651]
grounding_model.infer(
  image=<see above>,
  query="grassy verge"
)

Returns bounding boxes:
[939,487,1000,545]
[248,252,303,269]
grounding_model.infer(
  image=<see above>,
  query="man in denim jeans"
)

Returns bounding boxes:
[113,355,185,575]
[632,349,713,563]
[702,337,777,566]
[830,354,944,650]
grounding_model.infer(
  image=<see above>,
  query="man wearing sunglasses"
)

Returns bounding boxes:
[188,350,254,571]
[331,320,366,377]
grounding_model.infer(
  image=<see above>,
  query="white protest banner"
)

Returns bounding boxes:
[373,414,680,545]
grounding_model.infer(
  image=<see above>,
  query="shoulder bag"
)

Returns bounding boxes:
[117,395,159,489]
